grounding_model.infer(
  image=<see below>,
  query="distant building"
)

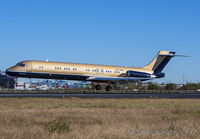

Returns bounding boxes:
[15,81,24,90]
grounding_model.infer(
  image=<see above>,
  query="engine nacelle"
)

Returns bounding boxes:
[154,73,165,78]
[126,71,151,78]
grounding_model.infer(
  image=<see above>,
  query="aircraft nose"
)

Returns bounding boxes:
[6,68,14,76]
[6,69,10,75]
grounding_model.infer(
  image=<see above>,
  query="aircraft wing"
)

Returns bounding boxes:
[86,76,152,83]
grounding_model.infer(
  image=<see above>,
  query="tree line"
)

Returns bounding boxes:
[123,83,200,91]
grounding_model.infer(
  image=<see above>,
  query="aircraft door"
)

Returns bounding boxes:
[27,62,32,72]
[96,69,99,74]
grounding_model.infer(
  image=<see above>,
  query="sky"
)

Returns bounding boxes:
[0,0,200,83]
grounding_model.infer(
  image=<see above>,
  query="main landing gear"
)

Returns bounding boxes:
[95,85,113,91]
[95,85,102,90]
[105,85,112,91]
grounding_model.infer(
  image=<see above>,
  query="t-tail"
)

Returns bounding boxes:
[143,51,176,78]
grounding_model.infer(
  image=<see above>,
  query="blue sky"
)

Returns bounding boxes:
[0,0,200,83]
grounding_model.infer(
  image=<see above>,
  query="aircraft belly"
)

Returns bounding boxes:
[7,71,89,81]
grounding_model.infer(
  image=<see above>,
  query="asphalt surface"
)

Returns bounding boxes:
[0,93,200,99]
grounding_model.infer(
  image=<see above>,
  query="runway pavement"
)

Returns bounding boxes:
[0,93,200,99]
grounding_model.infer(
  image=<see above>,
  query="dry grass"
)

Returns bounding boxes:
[0,98,200,139]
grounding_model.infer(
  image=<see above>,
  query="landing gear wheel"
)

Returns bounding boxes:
[106,85,112,91]
[95,85,102,90]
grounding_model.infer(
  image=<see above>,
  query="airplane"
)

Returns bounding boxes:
[6,51,177,91]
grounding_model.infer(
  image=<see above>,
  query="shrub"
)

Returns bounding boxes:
[45,117,70,134]
[147,83,160,90]
[180,83,199,90]
[165,83,177,90]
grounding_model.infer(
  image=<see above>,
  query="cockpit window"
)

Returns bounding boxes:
[16,62,26,67]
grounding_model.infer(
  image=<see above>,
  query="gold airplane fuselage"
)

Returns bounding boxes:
[6,51,175,87]
[7,60,153,78]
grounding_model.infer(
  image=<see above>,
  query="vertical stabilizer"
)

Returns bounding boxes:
[143,51,175,73]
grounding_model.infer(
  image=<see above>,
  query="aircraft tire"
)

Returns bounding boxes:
[106,85,112,91]
[95,85,102,90]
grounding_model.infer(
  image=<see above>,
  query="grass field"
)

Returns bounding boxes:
[0,98,200,139]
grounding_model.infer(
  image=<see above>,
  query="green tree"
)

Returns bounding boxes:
[165,83,177,90]
[148,83,160,90]
[180,83,199,90]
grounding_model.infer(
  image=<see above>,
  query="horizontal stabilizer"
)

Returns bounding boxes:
[159,54,191,57]
[174,55,192,57]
